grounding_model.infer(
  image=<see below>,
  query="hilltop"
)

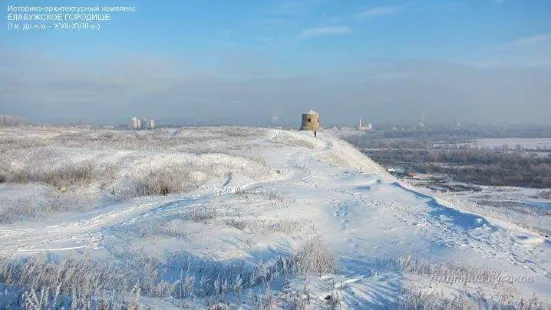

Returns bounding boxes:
[0,126,549,309]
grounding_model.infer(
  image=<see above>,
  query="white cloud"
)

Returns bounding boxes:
[498,33,551,50]
[354,5,407,21]
[293,26,350,42]
[472,33,551,67]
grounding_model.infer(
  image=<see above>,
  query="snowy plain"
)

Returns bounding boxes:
[0,126,550,309]
[463,138,551,150]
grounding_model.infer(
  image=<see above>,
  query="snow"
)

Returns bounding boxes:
[0,126,550,308]
[435,137,551,150]
[471,138,551,150]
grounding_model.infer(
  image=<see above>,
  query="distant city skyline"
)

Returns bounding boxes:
[2,0,551,125]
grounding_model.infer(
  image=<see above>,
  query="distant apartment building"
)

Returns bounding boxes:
[129,117,155,130]
[142,117,155,130]
[129,117,140,130]
[358,118,373,131]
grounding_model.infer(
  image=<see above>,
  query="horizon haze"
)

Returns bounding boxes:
[1,0,550,126]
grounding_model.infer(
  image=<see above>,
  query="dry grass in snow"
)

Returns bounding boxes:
[0,127,272,222]
[0,236,337,309]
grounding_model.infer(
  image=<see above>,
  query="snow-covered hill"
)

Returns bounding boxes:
[0,127,549,309]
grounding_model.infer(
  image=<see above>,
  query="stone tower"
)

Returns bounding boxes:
[300,110,320,131]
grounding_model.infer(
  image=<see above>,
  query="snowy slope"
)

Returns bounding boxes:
[0,127,550,308]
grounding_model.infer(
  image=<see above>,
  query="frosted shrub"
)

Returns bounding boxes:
[161,219,189,238]
[0,191,93,223]
[378,255,503,285]
[0,252,178,309]
[123,157,269,199]
[186,205,218,223]
[0,128,272,204]
[208,302,231,310]
[224,218,249,231]
[224,217,310,235]
[0,195,47,223]
[382,256,547,309]
[392,289,474,310]
[5,160,96,188]
[0,242,339,307]
[392,288,546,310]
[539,190,551,199]
[133,163,194,197]
[164,252,287,298]
[292,236,337,276]
[139,218,191,239]
[234,188,286,202]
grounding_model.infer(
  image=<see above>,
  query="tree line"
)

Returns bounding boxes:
[364,149,551,188]
[0,115,25,126]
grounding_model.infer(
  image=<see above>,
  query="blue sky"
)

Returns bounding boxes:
[1,0,551,125]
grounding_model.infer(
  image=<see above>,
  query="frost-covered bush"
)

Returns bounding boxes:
[224,217,312,235]
[391,287,546,310]
[139,218,190,239]
[379,254,503,285]
[291,236,338,276]
[235,188,286,202]
[0,127,272,201]
[0,252,172,309]
[160,219,189,238]
[186,205,218,223]
[539,190,551,199]
[381,256,547,310]
[132,163,195,197]
[391,289,475,310]
[0,191,94,223]
[46,126,267,154]
[121,157,269,199]
[0,234,340,308]
[4,160,96,188]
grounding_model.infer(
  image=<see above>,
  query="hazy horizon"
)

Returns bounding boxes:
[2,1,551,126]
